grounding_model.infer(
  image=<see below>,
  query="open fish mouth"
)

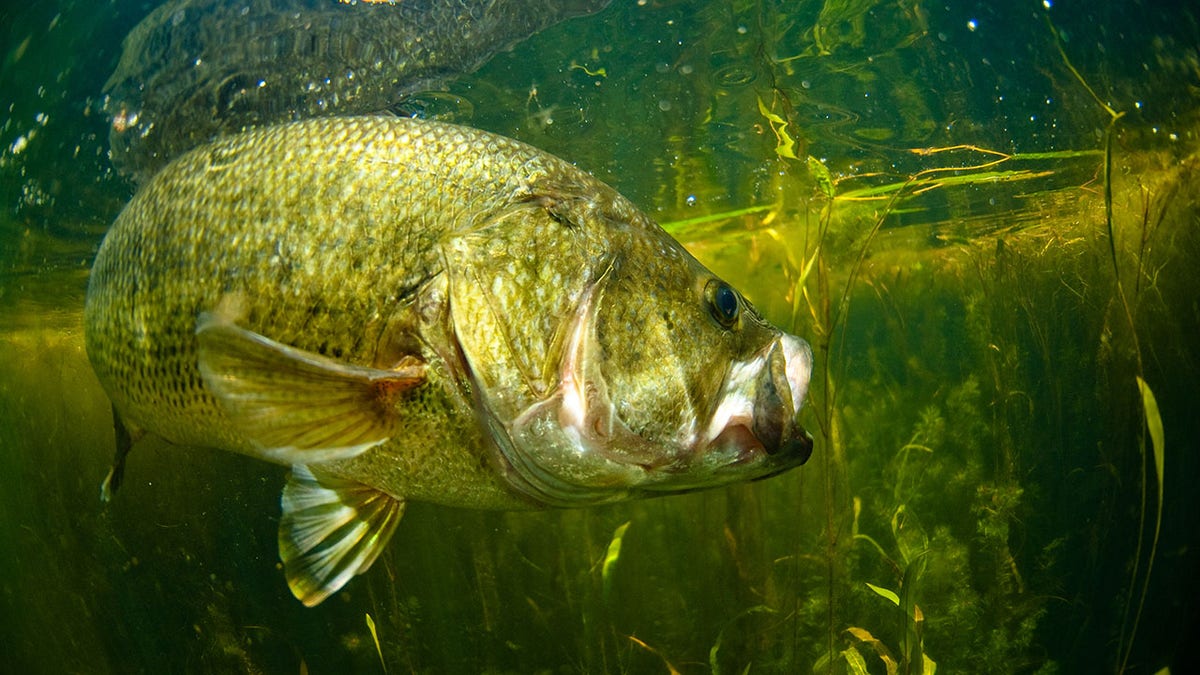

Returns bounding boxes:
[702,333,815,470]
[493,322,816,504]
[706,417,813,467]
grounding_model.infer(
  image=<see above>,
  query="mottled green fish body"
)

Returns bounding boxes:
[85,116,814,605]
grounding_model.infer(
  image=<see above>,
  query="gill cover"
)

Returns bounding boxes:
[444,189,646,505]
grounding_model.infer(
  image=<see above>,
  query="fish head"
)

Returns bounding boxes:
[462,210,815,506]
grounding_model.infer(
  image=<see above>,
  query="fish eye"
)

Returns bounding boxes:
[706,279,740,328]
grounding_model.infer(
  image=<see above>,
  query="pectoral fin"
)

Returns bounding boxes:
[196,311,426,465]
[279,465,405,607]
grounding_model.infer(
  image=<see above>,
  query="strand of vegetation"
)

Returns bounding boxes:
[1045,13,1164,673]
[659,203,775,233]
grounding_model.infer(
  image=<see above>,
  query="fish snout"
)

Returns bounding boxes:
[751,334,815,464]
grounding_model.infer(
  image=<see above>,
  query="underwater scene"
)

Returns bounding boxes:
[2,0,1198,672]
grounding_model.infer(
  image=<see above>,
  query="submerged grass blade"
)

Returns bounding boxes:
[1046,15,1121,120]
[659,203,774,234]
[1008,149,1104,160]
[365,612,387,674]
[838,169,1053,201]
[1123,377,1166,672]
[602,521,631,597]
[1136,377,1165,499]
[900,553,930,675]
[627,635,682,675]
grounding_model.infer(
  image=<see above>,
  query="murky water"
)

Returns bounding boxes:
[3,1,1198,672]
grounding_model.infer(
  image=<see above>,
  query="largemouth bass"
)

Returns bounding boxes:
[105,0,611,182]
[84,116,814,606]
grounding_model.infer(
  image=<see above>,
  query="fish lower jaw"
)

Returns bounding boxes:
[705,419,765,463]
[702,386,763,462]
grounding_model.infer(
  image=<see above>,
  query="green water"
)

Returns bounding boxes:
[2,0,1198,672]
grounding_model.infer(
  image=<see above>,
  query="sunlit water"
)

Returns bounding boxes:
[3,1,1198,672]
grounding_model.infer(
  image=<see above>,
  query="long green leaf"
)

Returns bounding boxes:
[865,582,900,606]
[660,203,774,233]
[838,169,1050,200]
[1136,376,1165,501]
[602,521,631,596]
[365,612,387,674]
[842,645,869,675]
[846,627,899,675]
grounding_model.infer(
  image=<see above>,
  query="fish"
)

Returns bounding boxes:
[104,0,612,182]
[84,115,815,606]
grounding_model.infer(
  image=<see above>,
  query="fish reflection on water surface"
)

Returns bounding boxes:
[104,0,613,182]
[85,116,815,606]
